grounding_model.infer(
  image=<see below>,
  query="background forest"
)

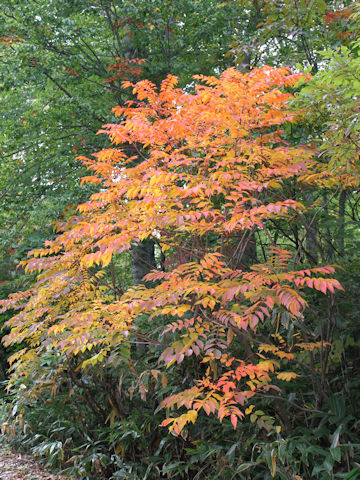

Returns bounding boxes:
[0,1,359,479]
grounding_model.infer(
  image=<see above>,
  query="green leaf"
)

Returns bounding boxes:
[330,446,341,462]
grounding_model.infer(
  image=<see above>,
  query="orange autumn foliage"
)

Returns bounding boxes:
[0,67,343,435]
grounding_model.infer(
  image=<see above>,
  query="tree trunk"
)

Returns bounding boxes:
[338,190,347,257]
[305,192,319,265]
[130,239,156,286]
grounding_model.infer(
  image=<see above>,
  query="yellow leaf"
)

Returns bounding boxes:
[187,409,198,424]
[161,372,168,388]
[271,452,276,477]
[227,328,234,346]
[245,405,255,415]
[258,360,277,372]
[151,369,159,380]
[276,372,299,382]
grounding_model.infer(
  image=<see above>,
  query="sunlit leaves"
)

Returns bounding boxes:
[0,66,343,435]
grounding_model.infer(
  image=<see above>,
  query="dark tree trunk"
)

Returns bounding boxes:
[131,239,156,286]
[338,190,347,257]
[130,240,156,355]
[241,233,257,266]
[305,192,319,265]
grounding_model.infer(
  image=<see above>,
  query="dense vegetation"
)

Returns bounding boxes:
[0,1,359,479]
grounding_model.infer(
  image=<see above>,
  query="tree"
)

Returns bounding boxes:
[229,0,357,72]
[1,4,360,479]
[2,67,343,436]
